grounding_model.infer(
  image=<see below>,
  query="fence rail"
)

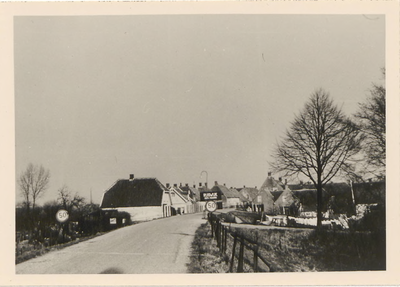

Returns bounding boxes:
[208,213,272,273]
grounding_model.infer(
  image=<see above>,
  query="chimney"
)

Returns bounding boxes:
[174,183,177,188]
[129,174,134,181]
[180,183,182,187]
[193,184,196,188]
[185,183,189,187]
[166,183,170,188]
[215,181,218,186]
[268,172,272,177]
[223,183,226,186]
[243,185,246,188]
[199,182,202,187]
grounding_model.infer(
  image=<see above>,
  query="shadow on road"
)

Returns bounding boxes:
[99,267,124,274]
[170,232,194,236]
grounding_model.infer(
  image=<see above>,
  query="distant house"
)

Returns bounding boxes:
[257,189,275,214]
[211,182,243,208]
[238,186,273,213]
[258,172,285,214]
[180,183,205,213]
[178,183,196,201]
[293,188,320,218]
[260,172,285,192]
[100,174,172,222]
[239,187,259,204]
[166,184,193,215]
[291,184,347,217]
[274,186,300,216]
[352,180,385,218]
[289,180,385,218]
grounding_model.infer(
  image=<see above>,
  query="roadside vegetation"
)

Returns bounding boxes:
[16,231,108,264]
[188,212,385,273]
[187,222,229,273]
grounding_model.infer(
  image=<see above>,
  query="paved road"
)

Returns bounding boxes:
[16,212,206,274]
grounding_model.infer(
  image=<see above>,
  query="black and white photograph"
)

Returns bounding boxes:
[1,1,399,285]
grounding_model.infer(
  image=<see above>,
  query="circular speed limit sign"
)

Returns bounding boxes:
[205,201,217,212]
[56,209,69,223]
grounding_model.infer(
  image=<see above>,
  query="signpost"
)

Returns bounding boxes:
[205,201,217,213]
[200,191,221,201]
[201,190,221,217]
[56,209,69,243]
[56,209,69,223]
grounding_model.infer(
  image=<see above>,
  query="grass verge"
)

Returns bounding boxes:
[187,222,230,273]
[16,232,110,264]
[188,219,385,273]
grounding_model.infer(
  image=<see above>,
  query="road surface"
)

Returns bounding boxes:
[16,212,205,274]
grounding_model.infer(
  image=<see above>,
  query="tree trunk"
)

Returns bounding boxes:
[317,175,323,229]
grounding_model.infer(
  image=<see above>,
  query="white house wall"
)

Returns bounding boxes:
[103,206,164,222]
[224,198,241,208]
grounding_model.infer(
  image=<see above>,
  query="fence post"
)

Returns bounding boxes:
[220,222,223,249]
[220,225,224,252]
[253,246,259,272]
[211,215,215,238]
[223,226,227,253]
[229,233,237,272]
[216,219,220,246]
[237,234,245,273]
[254,233,259,272]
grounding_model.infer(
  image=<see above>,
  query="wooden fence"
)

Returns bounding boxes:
[208,213,272,272]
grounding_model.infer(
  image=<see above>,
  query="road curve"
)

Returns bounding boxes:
[16,212,206,274]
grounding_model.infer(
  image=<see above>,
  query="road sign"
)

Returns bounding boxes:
[200,191,221,201]
[56,209,69,223]
[205,201,217,212]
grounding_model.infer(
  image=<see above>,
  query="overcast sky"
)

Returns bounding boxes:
[14,14,385,205]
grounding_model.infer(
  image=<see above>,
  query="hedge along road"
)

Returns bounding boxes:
[16,212,205,274]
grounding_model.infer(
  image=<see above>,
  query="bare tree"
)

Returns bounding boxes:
[271,89,362,227]
[356,69,385,177]
[18,163,50,214]
[57,185,86,214]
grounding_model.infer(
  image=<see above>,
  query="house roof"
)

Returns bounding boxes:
[168,186,189,204]
[293,183,353,214]
[292,189,320,212]
[267,180,385,214]
[230,188,248,201]
[274,188,300,208]
[260,176,285,191]
[352,181,385,204]
[100,178,167,208]
[212,184,242,199]
[180,185,200,201]
[239,187,260,202]
[288,183,315,190]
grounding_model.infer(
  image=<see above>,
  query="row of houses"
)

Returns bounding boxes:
[100,174,203,222]
[100,173,385,222]
[236,172,385,219]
